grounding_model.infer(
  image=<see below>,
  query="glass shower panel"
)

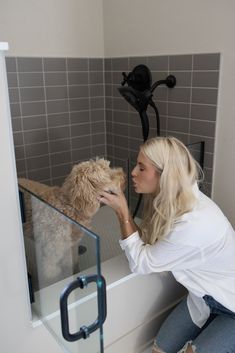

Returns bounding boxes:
[19,186,106,353]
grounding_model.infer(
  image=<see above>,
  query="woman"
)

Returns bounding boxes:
[100,137,235,353]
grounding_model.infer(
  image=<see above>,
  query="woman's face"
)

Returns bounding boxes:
[131,151,161,195]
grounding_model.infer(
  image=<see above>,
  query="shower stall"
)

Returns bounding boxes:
[3,50,220,352]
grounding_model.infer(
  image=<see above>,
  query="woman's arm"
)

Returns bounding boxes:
[99,190,141,239]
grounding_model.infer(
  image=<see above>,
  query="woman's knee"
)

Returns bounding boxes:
[151,340,196,353]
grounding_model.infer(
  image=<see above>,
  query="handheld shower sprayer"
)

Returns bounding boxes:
[118,64,176,140]
[118,65,176,218]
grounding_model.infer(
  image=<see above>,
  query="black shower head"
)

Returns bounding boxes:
[118,86,152,113]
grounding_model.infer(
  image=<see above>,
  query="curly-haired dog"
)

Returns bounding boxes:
[19,158,126,290]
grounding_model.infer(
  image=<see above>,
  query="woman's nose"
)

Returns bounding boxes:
[131,166,137,177]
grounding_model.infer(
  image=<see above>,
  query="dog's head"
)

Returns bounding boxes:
[61,158,126,220]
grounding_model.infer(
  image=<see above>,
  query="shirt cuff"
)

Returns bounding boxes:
[119,231,142,250]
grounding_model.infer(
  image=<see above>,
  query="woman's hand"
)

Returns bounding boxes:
[99,189,129,220]
[99,189,139,239]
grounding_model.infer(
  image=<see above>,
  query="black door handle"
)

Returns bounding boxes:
[60,274,107,342]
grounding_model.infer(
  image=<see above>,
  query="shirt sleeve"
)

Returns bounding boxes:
[119,231,204,274]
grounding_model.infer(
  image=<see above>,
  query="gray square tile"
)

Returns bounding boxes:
[193,53,220,70]
[112,122,128,137]
[169,55,193,71]
[8,88,20,103]
[113,110,129,124]
[112,57,129,71]
[113,71,123,85]
[17,57,43,72]
[70,111,90,124]
[10,103,21,118]
[171,71,192,87]
[92,145,106,157]
[90,109,105,122]
[167,117,189,134]
[147,55,168,71]
[72,147,91,162]
[113,146,128,159]
[48,113,70,127]
[105,84,113,97]
[168,87,191,103]
[20,87,45,102]
[90,84,104,97]
[104,58,112,71]
[90,97,104,109]
[69,98,89,112]
[6,57,17,72]
[91,121,105,134]
[7,73,18,88]
[67,58,88,71]
[203,168,213,183]
[16,159,26,173]
[89,58,103,71]
[71,135,91,150]
[48,126,70,140]
[190,120,215,138]
[192,71,219,88]
[15,146,25,159]
[191,104,217,121]
[44,72,67,86]
[13,131,24,145]
[50,151,71,166]
[113,97,129,111]
[46,86,68,100]
[114,134,128,149]
[46,99,69,114]
[21,101,46,116]
[24,129,48,144]
[92,133,105,146]
[189,135,215,154]
[25,142,49,157]
[26,155,50,171]
[68,72,88,85]
[105,71,112,84]
[18,72,44,87]
[168,102,190,118]
[204,152,214,169]
[68,85,89,98]
[12,118,22,132]
[28,167,51,181]
[22,115,47,130]
[191,88,218,105]
[89,71,104,84]
[43,58,66,71]
[70,123,90,137]
[49,139,71,153]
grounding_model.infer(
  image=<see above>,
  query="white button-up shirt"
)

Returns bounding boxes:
[119,184,235,327]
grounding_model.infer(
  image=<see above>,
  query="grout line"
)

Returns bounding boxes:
[42,58,53,185]
[65,58,73,169]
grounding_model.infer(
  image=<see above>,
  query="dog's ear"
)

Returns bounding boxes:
[61,164,100,216]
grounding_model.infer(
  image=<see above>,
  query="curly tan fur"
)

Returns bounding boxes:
[19,158,126,289]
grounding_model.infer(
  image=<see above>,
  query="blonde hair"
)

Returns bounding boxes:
[139,136,202,244]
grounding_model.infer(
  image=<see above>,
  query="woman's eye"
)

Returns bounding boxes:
[139,168,145,172]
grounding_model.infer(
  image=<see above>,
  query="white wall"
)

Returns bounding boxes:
[103,0,235,226]
[0,0,104,57]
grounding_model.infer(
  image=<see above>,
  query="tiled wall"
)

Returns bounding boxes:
[6,57,105,185]
[6,53,220,211]
[105,53,220,210]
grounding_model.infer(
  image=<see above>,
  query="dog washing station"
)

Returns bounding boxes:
[20,186,186,353]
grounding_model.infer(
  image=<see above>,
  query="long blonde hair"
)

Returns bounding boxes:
[139,137,202,244]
